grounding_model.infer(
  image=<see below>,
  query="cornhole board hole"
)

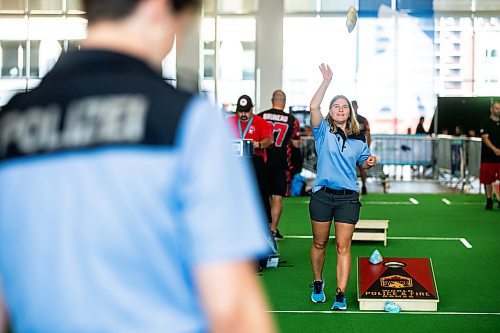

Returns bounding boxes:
[357,257,439,311]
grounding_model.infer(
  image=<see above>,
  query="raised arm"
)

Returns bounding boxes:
[309,64,333,127]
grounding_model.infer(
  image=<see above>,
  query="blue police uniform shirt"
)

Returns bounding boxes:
[0,50,269,333]
[312,118,371,193]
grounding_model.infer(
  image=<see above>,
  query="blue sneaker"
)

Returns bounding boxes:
[331,288,347,310]
[310,280,326,303]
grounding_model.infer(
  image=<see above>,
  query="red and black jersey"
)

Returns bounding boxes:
[258,108,300,167]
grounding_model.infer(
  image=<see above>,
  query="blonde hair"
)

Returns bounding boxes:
[325,95,360,136]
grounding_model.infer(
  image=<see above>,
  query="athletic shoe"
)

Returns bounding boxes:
[272,229,284,240]
[310,280,326,303]
[331,288,347,310]
[485,198,493,210]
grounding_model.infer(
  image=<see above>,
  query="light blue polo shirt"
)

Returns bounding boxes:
[0,50,271,333]
[312,119,371,193]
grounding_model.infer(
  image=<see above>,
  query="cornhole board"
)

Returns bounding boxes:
[357,257,439,311]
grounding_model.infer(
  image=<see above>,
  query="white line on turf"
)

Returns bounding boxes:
[409,198,419,205]
[267,310,500,316]
[460,238,473,248]
[389,236,460,240]
[285,236,473,249]
[441,198,451,205]
[302,201,413,205]
[363,202,413,205]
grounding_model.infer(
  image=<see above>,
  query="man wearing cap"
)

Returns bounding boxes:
[227,95,274,225]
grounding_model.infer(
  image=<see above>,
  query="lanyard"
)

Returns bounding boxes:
[238,117,254,139]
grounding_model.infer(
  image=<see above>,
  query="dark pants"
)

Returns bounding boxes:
[251,155,271,224]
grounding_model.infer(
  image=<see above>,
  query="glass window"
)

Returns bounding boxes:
[284,0,318,13]
[218,0,257,14]
[321,0,350,12]
[0,17,28,40]
[216,17,256,110]
[0,40,26,77]
[433,0,474,11]
[201,17,215,101]
[30,39,63,77]
[435,16,474,97]
[473,16,500,95]
[283,17,356,114]
[203,0,216,16]
[28,17,68,40]
[67,0,85,14]
[29,0,63,13]
[394,15,435,134]
[63,16,87,40]
[0,0,25,12]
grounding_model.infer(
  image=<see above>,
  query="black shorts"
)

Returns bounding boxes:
[267,162,287,197]
[309,187,361,224]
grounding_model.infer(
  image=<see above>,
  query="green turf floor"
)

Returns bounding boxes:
[260,194,500,332]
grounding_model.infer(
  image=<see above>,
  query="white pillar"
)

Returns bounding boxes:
[176,18,201,93]
[256,0,284,111]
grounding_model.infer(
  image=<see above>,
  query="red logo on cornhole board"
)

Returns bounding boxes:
[358,258,438,300]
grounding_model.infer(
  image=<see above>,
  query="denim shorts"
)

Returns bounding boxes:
[309,187,361,224]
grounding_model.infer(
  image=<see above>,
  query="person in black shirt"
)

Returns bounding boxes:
[352,100,371,194]
[259,90,301,239]
[479,98,500,210]
[416,116,428,134]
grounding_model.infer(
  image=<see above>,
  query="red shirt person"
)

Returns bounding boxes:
[227,95,274,228]
[227,95,273,161]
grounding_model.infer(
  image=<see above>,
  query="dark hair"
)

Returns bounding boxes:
[325,95,360,136]
[83,0,201,24]
[492,97,500,106]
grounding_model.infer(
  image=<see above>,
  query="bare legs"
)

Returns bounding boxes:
[485,183,492,199]
[270,195,283,233]
[310,220,331,281]
[334,222,355,292]
[310,220,355,292]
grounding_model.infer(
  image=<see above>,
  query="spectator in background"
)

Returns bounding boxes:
[352,100,371,195]
[416,116,428,134]
[479,98,500,210]
[0,1,276,332]
[227,95,274,225]
[259,90,301,240]
[454,125,464,137]
[440,128,449,135]
[407,127,412,135]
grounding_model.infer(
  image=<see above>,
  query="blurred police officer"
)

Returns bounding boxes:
[0,1,275,332]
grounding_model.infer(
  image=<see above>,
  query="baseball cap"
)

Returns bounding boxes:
[236,95,253,112]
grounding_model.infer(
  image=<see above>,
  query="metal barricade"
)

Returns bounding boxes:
[298,134,483,193]
[371,135,433,166]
